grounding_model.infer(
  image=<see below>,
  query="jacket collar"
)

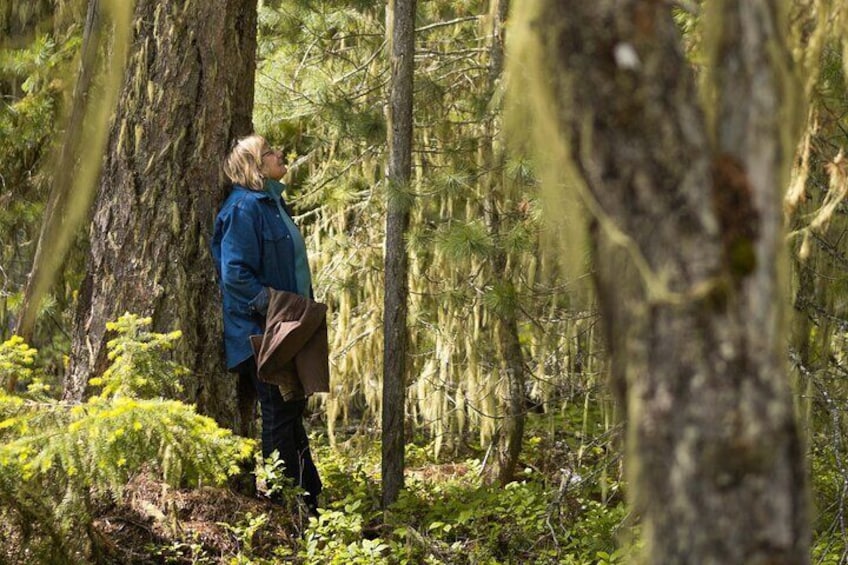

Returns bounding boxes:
[231,183,290,202]
[231,184,272,201]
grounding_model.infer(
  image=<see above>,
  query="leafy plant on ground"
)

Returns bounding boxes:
[0,313,255,562]
[300,432,634,565]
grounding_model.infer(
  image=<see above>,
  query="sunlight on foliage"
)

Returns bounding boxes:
[90,313,186,398]
[0,335,38,390]
[0,315,255,561]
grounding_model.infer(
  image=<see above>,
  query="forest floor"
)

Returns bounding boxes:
[92,473,300,564]
[2,412,632,564]
[1,471,302,564]
[86,460,480,564]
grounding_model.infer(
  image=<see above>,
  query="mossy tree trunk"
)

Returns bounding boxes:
[382,0,415,509]
[66,0,258,431]
[529,1,809,562]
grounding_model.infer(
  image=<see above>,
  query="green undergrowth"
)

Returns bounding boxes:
[0,313,635,564]
[0,314,254,563]
[296,423,636,565]
[155,413,637,564]
[810,428,848,565]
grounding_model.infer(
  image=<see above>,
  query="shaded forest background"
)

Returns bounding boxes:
[1,0,848,563]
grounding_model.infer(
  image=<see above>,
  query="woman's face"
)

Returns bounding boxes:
[260,144,287,181]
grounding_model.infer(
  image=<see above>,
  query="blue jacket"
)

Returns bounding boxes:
[211,185,303,370]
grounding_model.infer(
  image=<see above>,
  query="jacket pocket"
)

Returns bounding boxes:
[260,216,293,288]
[261,211,288,241]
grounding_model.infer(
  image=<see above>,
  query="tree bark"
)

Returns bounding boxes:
[382,0,415,509]
[530,1,809,562]
[66,0,258,432]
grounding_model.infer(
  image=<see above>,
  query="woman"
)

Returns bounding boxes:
[211,134,321,514]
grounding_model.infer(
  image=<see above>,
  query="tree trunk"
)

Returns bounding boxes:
[382,0,415,509]
[528,1,809,562]
[480,0,525,487]
[66,0,258,433]
[14,0,102,355]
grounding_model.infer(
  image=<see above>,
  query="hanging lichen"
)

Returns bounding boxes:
[255,0,600,457]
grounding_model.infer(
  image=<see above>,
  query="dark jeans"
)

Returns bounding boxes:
[237,358,322,509]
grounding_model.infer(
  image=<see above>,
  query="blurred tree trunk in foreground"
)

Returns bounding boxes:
[14,0,106,363]
[1,0,92,380]
[520,0,809,562]
[66,0,258,431]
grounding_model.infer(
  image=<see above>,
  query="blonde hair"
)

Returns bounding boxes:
[224,134,267,191]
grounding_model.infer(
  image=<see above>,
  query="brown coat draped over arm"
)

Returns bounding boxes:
[249,289,330,401]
